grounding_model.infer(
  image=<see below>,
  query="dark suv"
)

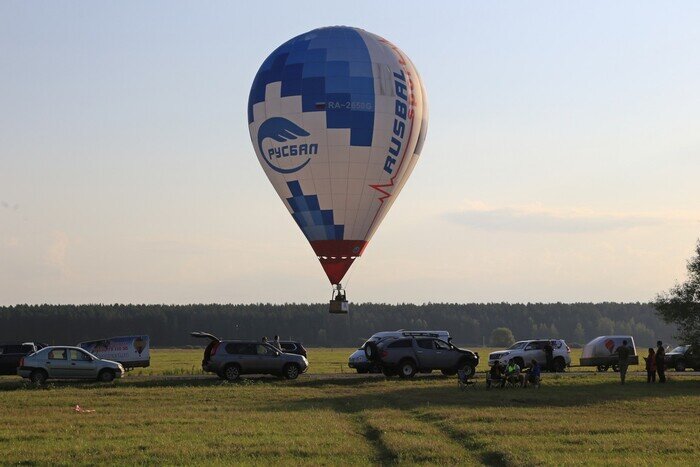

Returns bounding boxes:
[365,336,479,378]
[0,343,47,376]
[278,341,307,357]
[665,345,699,372]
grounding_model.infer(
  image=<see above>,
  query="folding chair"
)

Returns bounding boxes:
[457,369,478,391]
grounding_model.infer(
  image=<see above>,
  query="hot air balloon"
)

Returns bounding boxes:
[248,26,428,312]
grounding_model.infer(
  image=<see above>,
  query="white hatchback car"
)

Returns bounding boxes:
[488,339,571,372]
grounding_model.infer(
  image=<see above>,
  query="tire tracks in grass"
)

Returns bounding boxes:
[411,410,524,466]
[350,412,398,465]
[324,395,397,464]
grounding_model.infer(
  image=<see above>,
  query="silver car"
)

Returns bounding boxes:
[17,346,125,384]
[191,332,309,381]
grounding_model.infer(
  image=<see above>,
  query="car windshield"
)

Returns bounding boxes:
[79,349,99,360]
[671,345,688,353]
[507,342,527,350]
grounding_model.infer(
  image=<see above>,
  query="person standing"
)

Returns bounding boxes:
[655,341,666,383]
[644,348,656,383]
[615,340,632,385]
[544,341,554,372]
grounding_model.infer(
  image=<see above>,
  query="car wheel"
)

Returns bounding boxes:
[441,369,457,376]
[98,370,115,383]
[398,360,416,378]
[460,365,476,379]
[223,364,241,381]
[553,358,566,373]
[612,364,620,373]
[30,370,48,386]
[364,342,379,362]
[675,361,686,372]
[596,365,609,372]
[284,364,300,380]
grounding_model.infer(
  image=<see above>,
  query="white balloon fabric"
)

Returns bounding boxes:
[248,26,428,285]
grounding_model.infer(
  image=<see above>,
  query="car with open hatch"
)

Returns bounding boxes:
[489,339,571,372]
[17,346,125,385]
[363,332,479,378]
[190,331,308,380]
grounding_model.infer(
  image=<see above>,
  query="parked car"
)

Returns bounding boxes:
[349,330,450,374]
[580,335,639,371]
[489,339,571,372]
[665,345,699,372]
[190,331,308,381]
[17,346,125,385]
[364,333,478,378]
[278,341,307,357]
[0,342,47,376]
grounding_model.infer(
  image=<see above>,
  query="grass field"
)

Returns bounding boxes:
[1,348,698,465]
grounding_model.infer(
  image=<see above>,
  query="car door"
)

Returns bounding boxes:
[524,341,545,365]
[415,339,438,369]
[433,339,455,369]
[236,343,258,373]
[46,348,71,377]
[255,344,278,373]
[68,349,98,379]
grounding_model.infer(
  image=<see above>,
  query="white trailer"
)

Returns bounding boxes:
[580,335,639,371]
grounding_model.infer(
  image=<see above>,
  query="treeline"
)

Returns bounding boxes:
[0,303,677,348]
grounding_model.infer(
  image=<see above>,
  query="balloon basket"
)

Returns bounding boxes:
[329,299,349,314]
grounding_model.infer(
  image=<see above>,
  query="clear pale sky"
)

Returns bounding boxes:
[1,1,698,305]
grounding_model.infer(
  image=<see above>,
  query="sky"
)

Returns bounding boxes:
[1,1,699,305]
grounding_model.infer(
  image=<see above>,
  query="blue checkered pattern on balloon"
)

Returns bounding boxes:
[286,181,344,241]
[248,27,375,147]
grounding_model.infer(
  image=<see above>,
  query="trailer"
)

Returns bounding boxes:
[580,335,639,372]
[78,335,150,369]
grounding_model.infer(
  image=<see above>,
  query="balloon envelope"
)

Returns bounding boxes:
[248,26,428,284]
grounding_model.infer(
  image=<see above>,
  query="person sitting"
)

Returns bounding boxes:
[487,362,504,388]
[505,359,524,387]
[525,359,541,388]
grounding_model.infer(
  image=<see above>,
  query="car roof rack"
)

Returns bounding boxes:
[401,331,441,338]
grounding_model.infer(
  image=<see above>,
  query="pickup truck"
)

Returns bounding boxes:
[0,343,47,376]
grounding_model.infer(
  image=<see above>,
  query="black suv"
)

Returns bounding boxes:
[665,345,699,372]
[278,341,307,357]
[365,335,479,378]
[0,343,47,376]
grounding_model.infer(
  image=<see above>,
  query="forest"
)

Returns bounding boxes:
[0,302,677,348]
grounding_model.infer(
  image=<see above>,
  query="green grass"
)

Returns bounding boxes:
[1,349,696,465]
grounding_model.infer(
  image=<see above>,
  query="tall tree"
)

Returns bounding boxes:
[654,240,700,347]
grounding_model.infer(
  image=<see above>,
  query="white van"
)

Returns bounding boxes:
[348,330,450,373]
[78,335,150,369]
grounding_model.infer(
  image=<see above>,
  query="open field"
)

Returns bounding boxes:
[1,348,698,465]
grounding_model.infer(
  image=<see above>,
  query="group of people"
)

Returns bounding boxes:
[615,339,667,385]
[487,358,541,388]
[262,335,282,351]
[643,340,667,384]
